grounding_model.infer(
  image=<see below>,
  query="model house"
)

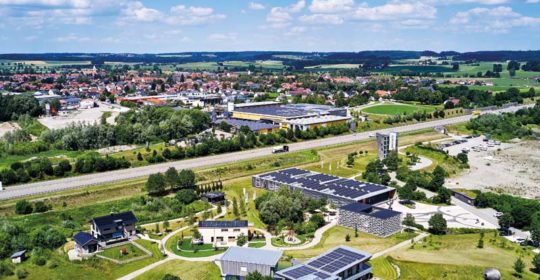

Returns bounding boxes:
[218,247,283,280]
[90,211,138,243]
[338,203,402,237]
[198,220,249,247]
[277,246,373,280]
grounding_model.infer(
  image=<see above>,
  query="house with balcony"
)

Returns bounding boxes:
[198,220,249,247]
[90,211,138,244]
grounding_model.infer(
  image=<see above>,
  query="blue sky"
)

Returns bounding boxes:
[0,0,539,53]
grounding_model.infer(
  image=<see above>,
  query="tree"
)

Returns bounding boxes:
[15,200,33,215]
[34,201,49,213]
[428,166,446,192]
[237,233,247,246]
[232,197,240,218]
[428,213,447,235]
[433,187,452,205]
[246,271,273,280]
[530,212,540,244]
[175,189,198,205]
[477,237,484,248]
[309,214,326,228]
[145,173,166,195]
[345,234,351,242]
[498,213,514,229]
[514,256,525,277]
[456,152,468,164]
[178,169,196,189]
[532,253,540,273]
[239,200,246,217]
[165,167,179,189]
[163,220,170,231]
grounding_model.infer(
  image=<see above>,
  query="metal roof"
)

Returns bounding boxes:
[198,220,248,228]
[339,203,401,219]
[73,231,98,246]
[284,115,350,126]
[219,247,282,266]
[91,211,138,229]
[11,250,26,258]
[217,119,279,131]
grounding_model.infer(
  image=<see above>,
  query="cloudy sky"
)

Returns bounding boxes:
[0,0,539,53]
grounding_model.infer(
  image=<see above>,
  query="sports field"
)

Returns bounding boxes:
[361,104,436,115]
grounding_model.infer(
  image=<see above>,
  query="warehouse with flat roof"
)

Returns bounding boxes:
[252,168,396,207]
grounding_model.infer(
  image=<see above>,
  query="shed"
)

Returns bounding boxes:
[201,191,225,203]
[11,250,26,264]
[73,231,99,254]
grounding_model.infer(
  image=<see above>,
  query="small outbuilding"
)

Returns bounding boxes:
[74,231,99,254]
[11,250,27,264]
[218,247,283,280]
[201,191,225,204]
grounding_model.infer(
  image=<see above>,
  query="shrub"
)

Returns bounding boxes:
[33,257,46,266]
[16,268,28,279]
[34,201,49,213]
[15,200,33,215]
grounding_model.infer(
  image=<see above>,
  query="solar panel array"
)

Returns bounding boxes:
[258,168,391,201]
[307,248,366,274]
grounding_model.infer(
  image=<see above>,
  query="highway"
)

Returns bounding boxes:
[0,105,528,201]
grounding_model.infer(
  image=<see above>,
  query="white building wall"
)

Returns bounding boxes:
[199,227,249,247]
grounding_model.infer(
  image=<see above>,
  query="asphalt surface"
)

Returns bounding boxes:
[0,105,528,201]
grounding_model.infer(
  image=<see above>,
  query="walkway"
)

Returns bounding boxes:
[372,232,429,259]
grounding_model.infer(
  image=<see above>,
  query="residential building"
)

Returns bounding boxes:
[252,168,396,207]
[90,211,138,243]
[376,132,398,160]
[338,203,401,237]
[201,191,226,204]
[276,246,373,280]
[198,220,249,247]
[218,247,283,280]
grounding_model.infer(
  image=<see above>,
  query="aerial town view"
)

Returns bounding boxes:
[0,1,540,280]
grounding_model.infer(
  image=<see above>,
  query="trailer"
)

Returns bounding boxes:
[272,145,289,154]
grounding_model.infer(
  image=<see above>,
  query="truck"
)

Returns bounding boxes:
[472,110,481,115]
[272,145,289,154]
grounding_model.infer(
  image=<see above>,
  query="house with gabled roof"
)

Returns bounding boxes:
[90,211,138,244]
[198,220,249,247]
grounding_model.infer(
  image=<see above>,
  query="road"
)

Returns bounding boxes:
[0,105,527,201]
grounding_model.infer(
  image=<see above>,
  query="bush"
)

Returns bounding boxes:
[34,201,50,213]
[33,257,46,266]
[15,200,33,215]
[47,261,58,269]
[16,268,28,279]
[0,262,14,277]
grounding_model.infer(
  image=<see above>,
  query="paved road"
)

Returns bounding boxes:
[0,106,527,201]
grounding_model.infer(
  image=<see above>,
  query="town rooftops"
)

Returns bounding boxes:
[277,246,372,280]
[340,203,401,219]
[73,231,98,246]
[219,247,282,266]
[91,211,137,229]
[198,220,248,228]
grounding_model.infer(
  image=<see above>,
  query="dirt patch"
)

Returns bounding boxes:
[97,145,138,154]
[0,122,20,138]
[447,140,540,198]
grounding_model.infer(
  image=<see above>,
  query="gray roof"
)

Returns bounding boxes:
[198,220,248,228]
[219,247,282,266]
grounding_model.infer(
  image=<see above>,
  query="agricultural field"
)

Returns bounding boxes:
[375,65,455,74]
[305,63,361,70]
[361,103,437,115]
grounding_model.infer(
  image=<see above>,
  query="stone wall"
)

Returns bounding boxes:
[338,209,402,237]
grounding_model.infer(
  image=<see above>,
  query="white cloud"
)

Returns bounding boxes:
[248,2,265,10]
[208,33,237,41]
[120,2,225,25]
[450,6,540,32]
[309,0,355,13]
[352,2,436,21]
[0,0,91,8]
[284,26,306,36]
[299,14,344,24]
[55,33,90,42]
[266,0,306,27]
[526,0,539,3]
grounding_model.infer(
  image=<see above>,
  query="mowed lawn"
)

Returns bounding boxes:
[389,232,539,280]
[284,226,417,261]
[362,104,435,115]
[133,260,221,280]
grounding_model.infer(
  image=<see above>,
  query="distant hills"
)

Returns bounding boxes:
[1,50,540,69]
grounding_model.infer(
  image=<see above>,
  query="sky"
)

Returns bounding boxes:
[0,0,539,53]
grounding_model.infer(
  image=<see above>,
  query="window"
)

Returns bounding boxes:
[221,229,229,232]
[233,229,241,232]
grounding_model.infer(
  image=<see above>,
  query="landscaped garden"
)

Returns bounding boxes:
[97,243,148,261]
[166,235,226,258]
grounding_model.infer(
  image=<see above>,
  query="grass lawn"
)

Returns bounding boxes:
[362,103,436,115]
[97,243,146,261]
[284,226,417,261]
[389,232,538,280]
[166,235,226,258]
[370,257,398,280]
[272,234,308,247]
[445,122,473,136]
[221,177,268,229]
[248,241,267,248]
[404,145,465,175]
[133,260,221,280]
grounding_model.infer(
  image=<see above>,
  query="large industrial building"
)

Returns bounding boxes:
[252,168,396,207]
[252,168,401,237]
[227,102,351,132]
[376,132,399,160]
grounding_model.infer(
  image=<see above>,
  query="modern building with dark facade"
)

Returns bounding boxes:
[252,168,396,207]
[338,203,402,237]
[218,247,283,280]
[90,211,138,243]
[276,246,373,280]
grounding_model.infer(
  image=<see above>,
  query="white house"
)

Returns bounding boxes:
[198,220,249,247]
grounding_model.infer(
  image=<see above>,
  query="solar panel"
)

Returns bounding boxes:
[282,265,318,279]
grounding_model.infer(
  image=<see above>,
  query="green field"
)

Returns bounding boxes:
[305,63,361,70]
[361,103,436,115]
[133,260,221,280]
[377,65,455,74]
[97,243,147,261]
